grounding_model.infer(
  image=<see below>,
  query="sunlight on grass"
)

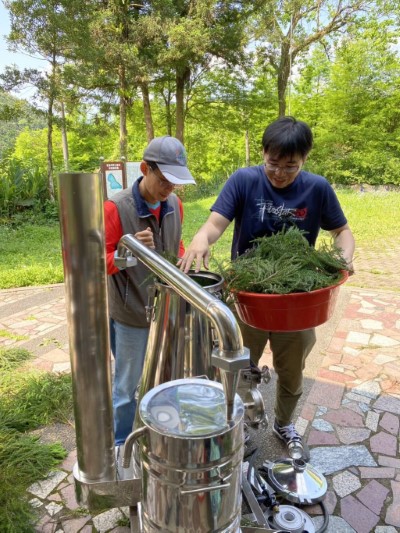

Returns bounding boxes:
[181,195,233,269]
[0,329,29,341]
[335,189,400,244]
[0,224,63,289]
[0,431,66,533]
[0,347,32,371]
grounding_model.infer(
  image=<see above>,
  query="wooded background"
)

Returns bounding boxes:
[1,0,399,217]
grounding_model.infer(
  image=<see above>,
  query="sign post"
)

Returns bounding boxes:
[101,161,141,199]
[101,162,125,199]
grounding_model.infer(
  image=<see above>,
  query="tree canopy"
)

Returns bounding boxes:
[0,0,399,210]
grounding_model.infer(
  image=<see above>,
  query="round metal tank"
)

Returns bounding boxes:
[135,378,244,532]
[138,271,224,403]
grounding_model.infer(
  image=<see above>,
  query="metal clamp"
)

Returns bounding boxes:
[114,249,137,269]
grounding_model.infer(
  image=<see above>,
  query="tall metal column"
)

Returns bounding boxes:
[58,172,115,482]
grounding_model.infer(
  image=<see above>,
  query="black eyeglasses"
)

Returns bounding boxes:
[265,163,300,174]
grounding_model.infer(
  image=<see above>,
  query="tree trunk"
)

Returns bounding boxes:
[175,67,190,142]
[119,65,128,159]
[60,100,69,171]
[277,41,291,117]
[47,95,55,201]
[162,88,173,136]
[166,101,172,136]
[245,129,250,166]
[140,82,154,142]
[46,62,56,202]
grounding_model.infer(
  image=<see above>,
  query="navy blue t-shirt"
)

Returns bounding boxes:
[211,165,347,259]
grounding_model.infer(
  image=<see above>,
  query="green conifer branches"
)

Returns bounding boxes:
[223,227,349,295]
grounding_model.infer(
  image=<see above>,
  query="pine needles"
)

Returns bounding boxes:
[223,227,349,294]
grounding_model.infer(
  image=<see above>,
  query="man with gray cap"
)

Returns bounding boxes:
[104,136,196,474]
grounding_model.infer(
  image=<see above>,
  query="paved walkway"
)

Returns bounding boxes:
[1,260,400,532]
[260,286,400,533]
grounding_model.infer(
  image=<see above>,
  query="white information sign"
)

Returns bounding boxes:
[104,162,124,199]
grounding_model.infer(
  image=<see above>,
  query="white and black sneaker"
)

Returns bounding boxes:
[273,421,302,444]
[273,420,308,460]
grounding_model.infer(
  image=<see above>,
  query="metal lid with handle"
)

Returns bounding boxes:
[264,458,327,505]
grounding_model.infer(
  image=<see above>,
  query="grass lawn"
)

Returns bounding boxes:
[0,224,64,289]
[0,189,399,289]
[333,188,400,243]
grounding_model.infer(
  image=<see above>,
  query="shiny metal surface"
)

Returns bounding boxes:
[137,272,222,414]
[73,464,141,510]
[265,459,327,505]
[117,234,250,421]
[242,388,267,427]
[266,505,315,533]
[58,173,115,483]
[134,379,245,532]
[123,427,147,469]
[239,526,290,533]
[241,476,268,527]
[117,235,244,353]
[237,365,270,428]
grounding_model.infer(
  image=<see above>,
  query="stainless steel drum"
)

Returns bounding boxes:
[132,378,244,532]
[138,272,224,405]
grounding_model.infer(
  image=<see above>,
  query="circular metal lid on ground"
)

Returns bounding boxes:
[265,458,327,505]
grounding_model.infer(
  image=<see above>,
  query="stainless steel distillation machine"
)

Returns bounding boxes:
[58,173,326,533]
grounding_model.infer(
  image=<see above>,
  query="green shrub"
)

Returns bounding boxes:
[0,157,49,218]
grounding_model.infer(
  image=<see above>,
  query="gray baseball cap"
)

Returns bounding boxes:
[143,136,196,185]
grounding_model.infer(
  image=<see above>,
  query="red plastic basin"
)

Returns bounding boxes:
[234,271,349,332]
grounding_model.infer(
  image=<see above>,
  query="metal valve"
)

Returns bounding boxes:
[238,363,270,428]
[241,364,271,386]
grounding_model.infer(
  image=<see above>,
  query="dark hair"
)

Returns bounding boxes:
[145,160,159,171]
[261,116,313,159]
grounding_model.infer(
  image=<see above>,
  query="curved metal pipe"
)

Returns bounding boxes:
[117,234,249,420]
[118,234,243,355]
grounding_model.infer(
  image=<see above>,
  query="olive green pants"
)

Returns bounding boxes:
[235,313,316,426]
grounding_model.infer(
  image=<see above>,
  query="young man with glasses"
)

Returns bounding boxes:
[179,116,355,456]
[104,136,196,477]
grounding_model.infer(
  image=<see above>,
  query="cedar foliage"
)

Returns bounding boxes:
[223,227,349,294]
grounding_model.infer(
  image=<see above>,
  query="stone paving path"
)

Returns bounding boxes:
[347,239,400,292]
[1,250,400,532]
[290,288,400,532]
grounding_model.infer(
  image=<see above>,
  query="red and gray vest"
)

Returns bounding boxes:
[108,187,181,327]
